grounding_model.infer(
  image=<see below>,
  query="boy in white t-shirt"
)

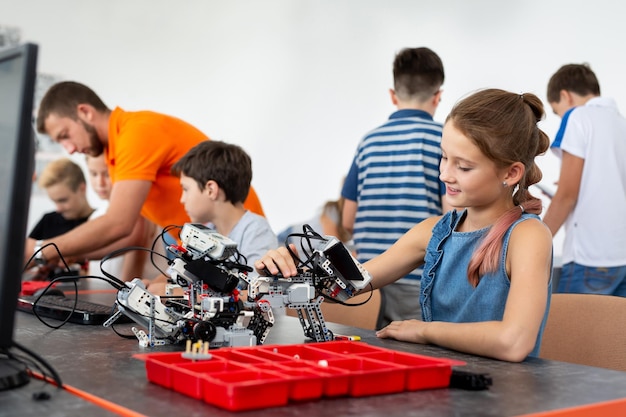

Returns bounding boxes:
[543,63,626,295]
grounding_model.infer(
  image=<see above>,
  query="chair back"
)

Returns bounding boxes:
[540,293,626,372]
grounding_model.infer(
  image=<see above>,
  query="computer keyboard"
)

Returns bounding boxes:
[16,294,128,325]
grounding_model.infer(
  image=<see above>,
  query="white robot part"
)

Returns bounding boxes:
[115,278,179,337]
[287,283,316,304]
[180,223,237,260]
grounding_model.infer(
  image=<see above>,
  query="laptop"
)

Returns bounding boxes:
[16,289,126,325]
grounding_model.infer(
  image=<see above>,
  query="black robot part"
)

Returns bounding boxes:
[184,258,239,293]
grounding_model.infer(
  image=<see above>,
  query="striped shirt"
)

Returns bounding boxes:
[342,109,445,284]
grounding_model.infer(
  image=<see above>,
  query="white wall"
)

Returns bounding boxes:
[5,0,626,259]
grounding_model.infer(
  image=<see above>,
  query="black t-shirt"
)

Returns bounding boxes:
[28,211,91,240]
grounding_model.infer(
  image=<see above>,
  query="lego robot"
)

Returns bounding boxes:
[105,223,274,348]
[105,223,372,347]
[245,225,372,342]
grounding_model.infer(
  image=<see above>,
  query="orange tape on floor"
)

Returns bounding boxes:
[515,397,626,417]
[31,371,148,417]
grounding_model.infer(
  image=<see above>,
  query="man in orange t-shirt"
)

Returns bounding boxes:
[106,106,264,229]
[35,81,265,265]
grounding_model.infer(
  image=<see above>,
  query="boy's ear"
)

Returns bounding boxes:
[205,180,219,199]
[559,90,574,106]
[389,89,399,106]
[432,89,443,107]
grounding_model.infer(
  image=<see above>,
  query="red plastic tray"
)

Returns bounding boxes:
[20,281,57,296]
[138,341,463,412]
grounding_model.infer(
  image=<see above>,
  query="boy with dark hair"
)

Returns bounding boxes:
[546,64,600,104]
[170,140,277,268]
[341,47,449,328]
[543,63,626,296]
[392,47,445,101]
[146,140,277,294]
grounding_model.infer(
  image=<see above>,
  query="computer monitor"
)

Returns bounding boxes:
[0,42,38,389]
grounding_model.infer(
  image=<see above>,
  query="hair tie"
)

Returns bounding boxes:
[519,204,525,213]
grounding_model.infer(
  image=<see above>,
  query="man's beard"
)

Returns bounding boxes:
[80,119,104,157]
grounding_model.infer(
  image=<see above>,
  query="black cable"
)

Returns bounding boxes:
[11,340,63,389]
[22,231,183,335]
[140,224,182,277]
[154,224,182,266]
[99,246,170,288]
[28,272,129,329]
[215,255,253,274]
[227,249,251,272]
[280,224,377,309]
[283,223,327,270]
[22,244,79,328]
[24,242,71,273]
[109,325,136,339]
[30,277,78,329]
[6,348,53,394]
[25,241,124,290]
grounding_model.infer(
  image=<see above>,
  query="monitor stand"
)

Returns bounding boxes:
[0,356,30,391]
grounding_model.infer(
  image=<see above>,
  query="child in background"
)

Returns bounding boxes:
[542,63,626,295]
[277,197,352,245]
[24,158,94,278]
[341,47,449,329]
[256,89,553,362]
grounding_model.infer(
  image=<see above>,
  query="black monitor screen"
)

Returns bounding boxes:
[0,43,38,350]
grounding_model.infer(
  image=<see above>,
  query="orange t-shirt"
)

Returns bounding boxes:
[106,107,264,232]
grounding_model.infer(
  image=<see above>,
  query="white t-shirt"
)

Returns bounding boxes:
[551,97,626,266]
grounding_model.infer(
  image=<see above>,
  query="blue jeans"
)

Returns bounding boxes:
[557,262,626,296]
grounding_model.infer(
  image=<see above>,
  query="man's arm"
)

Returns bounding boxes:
[81,215,156,263]
[542,151,584,236]
[118,218,157,281]
[41,179,152,262]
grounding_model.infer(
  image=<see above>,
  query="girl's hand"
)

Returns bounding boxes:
[376,319,427,344]
[254,244,299,277]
